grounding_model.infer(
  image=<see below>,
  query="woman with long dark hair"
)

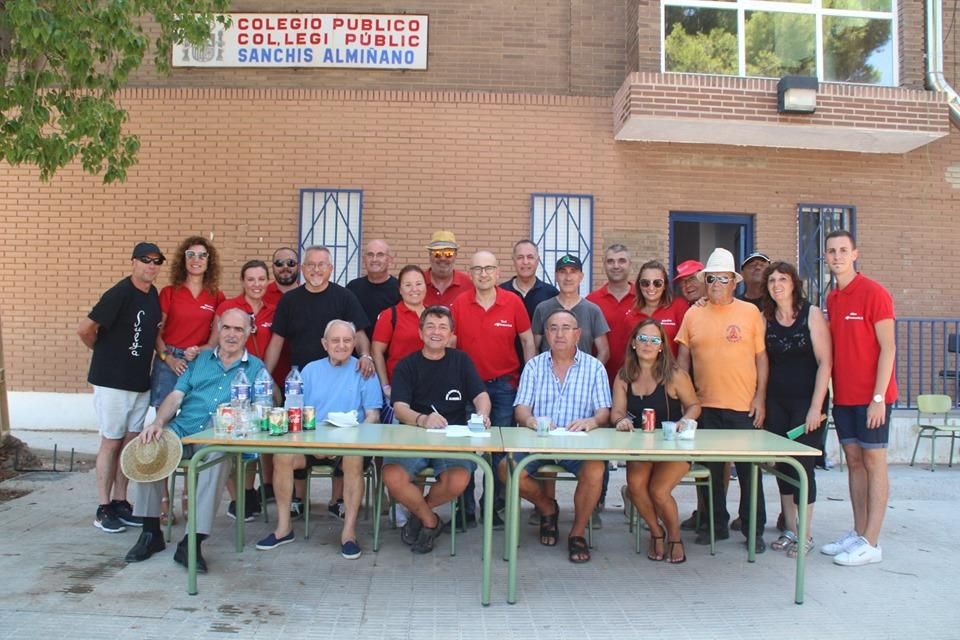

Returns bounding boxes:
[610,319,701,563]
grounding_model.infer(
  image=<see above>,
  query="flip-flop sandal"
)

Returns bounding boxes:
[648,534,665,561]
[667,540,686,564]
[539,500,559,547]
[771,531,797,552]
[568,535,590,563]
[787,537,814,558]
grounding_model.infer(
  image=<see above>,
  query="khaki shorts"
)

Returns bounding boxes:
[93,385,150,439]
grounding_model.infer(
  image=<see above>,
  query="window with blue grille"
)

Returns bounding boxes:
[797,204,856,309]
[530,193,594,295]
[299,189,363,286]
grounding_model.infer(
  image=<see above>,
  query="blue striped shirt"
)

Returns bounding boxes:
[169,348,266,438]
[514,349,611,427]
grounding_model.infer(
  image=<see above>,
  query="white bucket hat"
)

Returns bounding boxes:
[697,248,743,283]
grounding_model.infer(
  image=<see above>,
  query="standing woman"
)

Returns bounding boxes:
[618,260,689,357]
[151,236,224,524]
[610,319,701,563]
[762,261,832,558]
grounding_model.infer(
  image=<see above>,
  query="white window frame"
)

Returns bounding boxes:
[530,193,594,296]
[660,0,899,86]
[298,188,363,286]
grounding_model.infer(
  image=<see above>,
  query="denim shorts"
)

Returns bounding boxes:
[509,453,584,477]
[150,346,187,407]
[382,456,476,479]
[833,404,891,449]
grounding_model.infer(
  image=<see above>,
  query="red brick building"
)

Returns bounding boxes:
[1,0,958,425]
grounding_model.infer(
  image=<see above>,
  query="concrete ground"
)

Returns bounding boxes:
[1,429,958,639]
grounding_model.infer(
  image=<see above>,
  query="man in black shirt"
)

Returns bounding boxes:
[77,242,164,534]
[500,239,559,319]
[737,252,771,309]
[346,239,400,341]
[264,245,374,377]
[381,306,491,553]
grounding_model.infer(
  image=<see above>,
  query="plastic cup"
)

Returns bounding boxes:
[535,416,551,437]
[662,421,678,441]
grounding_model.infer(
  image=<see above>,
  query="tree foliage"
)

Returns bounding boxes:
[0,1,229,183]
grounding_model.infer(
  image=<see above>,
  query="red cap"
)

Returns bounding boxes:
[673,259,704,282]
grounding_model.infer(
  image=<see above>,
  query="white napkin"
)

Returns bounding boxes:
[325,410,359,427]
[426,424,492,438]
[548,429,588,437]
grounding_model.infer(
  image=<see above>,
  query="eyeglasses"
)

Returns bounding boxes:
[136,256,164,266]
[705,274,733,285]
[431,249,456,259]
[273,259,298,268]
[469,265,497,275]
[635,334,663,345]
[364,252,389,260]
[639,279,664,289]
[304,262,330,271]
[185,250,208,260]
[546,325,578,334]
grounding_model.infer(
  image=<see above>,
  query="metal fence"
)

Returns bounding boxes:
[895,318,960,408]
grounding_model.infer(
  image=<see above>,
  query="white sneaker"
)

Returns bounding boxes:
[820,529,859,556]
[833,536,882,566]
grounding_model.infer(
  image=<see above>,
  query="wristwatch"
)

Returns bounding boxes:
[872,394,884,404]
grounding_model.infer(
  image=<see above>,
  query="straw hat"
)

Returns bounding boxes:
[120,431,183,483]
[696,248,743,283]
[425,230,459,249]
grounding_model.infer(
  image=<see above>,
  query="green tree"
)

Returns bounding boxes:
[0,1,229,183]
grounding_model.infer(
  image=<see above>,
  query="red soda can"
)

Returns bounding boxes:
[288,407,303,432]
[642,408,656,432]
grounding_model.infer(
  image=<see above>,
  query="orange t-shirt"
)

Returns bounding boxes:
[675,299,765,412]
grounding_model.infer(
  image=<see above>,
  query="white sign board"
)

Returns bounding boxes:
[173,13,428,70]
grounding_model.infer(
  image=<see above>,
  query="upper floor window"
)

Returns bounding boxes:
[662,0,896,85]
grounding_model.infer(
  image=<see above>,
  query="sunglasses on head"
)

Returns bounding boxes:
[635,334,663,345]
[431,249,456,259]
[639,279,664,288]
[273,259,298,268]
[136,256,164,266]
[185,250,208,260]
[705,274,732,285]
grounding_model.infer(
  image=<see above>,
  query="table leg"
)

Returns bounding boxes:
[506,454,529,604]
[480,457,494,607]
[747,462,757,562]
[791,459,809,605]
[187,455,199,595]
[235,452,245,552]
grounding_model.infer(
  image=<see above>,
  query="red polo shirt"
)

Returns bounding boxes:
[827,273,898,405]
[216,295,276,360]
[618,297,690,359]
[263,281,290,307]
[158,285,225,347]
[424,269,474,307]
[451,288,531,386]
[372,303,424,381]
[262,282,293,385]
[587,283,637,381]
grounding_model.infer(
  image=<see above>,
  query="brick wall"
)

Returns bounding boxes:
[0,87,958,392]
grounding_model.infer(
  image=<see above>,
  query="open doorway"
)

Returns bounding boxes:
[669,212,755,281]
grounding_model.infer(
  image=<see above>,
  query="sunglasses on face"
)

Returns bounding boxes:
[635,334,663,345]
[705,274,733,285]
[185,250,208,260]
[639,279,664,288]
[273,259,298,268]
[431,249,456,259]
[136,256,164,265]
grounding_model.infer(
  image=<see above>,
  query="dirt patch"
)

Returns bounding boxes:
[0,434,96,502]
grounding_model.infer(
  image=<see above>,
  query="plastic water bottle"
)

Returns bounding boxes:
[284,366,304,432]
[253,369,273,431]
[231,369,251,438]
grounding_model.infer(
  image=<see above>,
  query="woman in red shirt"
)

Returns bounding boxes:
[211,260,275,359]
[372,265,427,418]
[617,260,689,359]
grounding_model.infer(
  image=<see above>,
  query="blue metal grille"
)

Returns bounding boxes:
[797,204,856,310]
[530,193,594,295]
[298,189,363,285]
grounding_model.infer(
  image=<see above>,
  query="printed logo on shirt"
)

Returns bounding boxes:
[493,319,515,329]
[660,319,676,326]
[844,312,865,321]
[725,324,743,343]
[445,389,463,402]
[130,310,145,357]
[200,303,216,313]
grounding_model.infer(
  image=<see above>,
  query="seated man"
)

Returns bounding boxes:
[381,305,491,553]
[256,320,382,559]
[125,308,266,572]
[500,308,611,563]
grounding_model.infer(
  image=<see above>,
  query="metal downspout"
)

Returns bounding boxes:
[926,0,960,127]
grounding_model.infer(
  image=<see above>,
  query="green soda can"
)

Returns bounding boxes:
[303,406,316,430]
[268,408,287,436]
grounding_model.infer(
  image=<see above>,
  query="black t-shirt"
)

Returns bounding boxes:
[391,349,486,425]
[271,283,370,369]
[346,275,400,339]
[86,277,162,392]
[737,292,764,310]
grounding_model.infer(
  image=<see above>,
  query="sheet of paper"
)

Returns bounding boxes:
[426,424,492,438]
[548,429,588,437]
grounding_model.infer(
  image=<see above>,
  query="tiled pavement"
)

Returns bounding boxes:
[2,430,958,639]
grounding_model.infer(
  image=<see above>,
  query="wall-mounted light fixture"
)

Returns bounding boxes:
[777,76,819,114]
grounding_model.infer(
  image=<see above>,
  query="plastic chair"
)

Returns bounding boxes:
[372,465,467,556]
[910,394,959,471]
[626,463,715,556]
[302,461,377,539]
[166,454,267,543]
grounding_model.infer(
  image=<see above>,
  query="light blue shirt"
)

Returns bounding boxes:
[514,349,611,428]
[302,356,383,421]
